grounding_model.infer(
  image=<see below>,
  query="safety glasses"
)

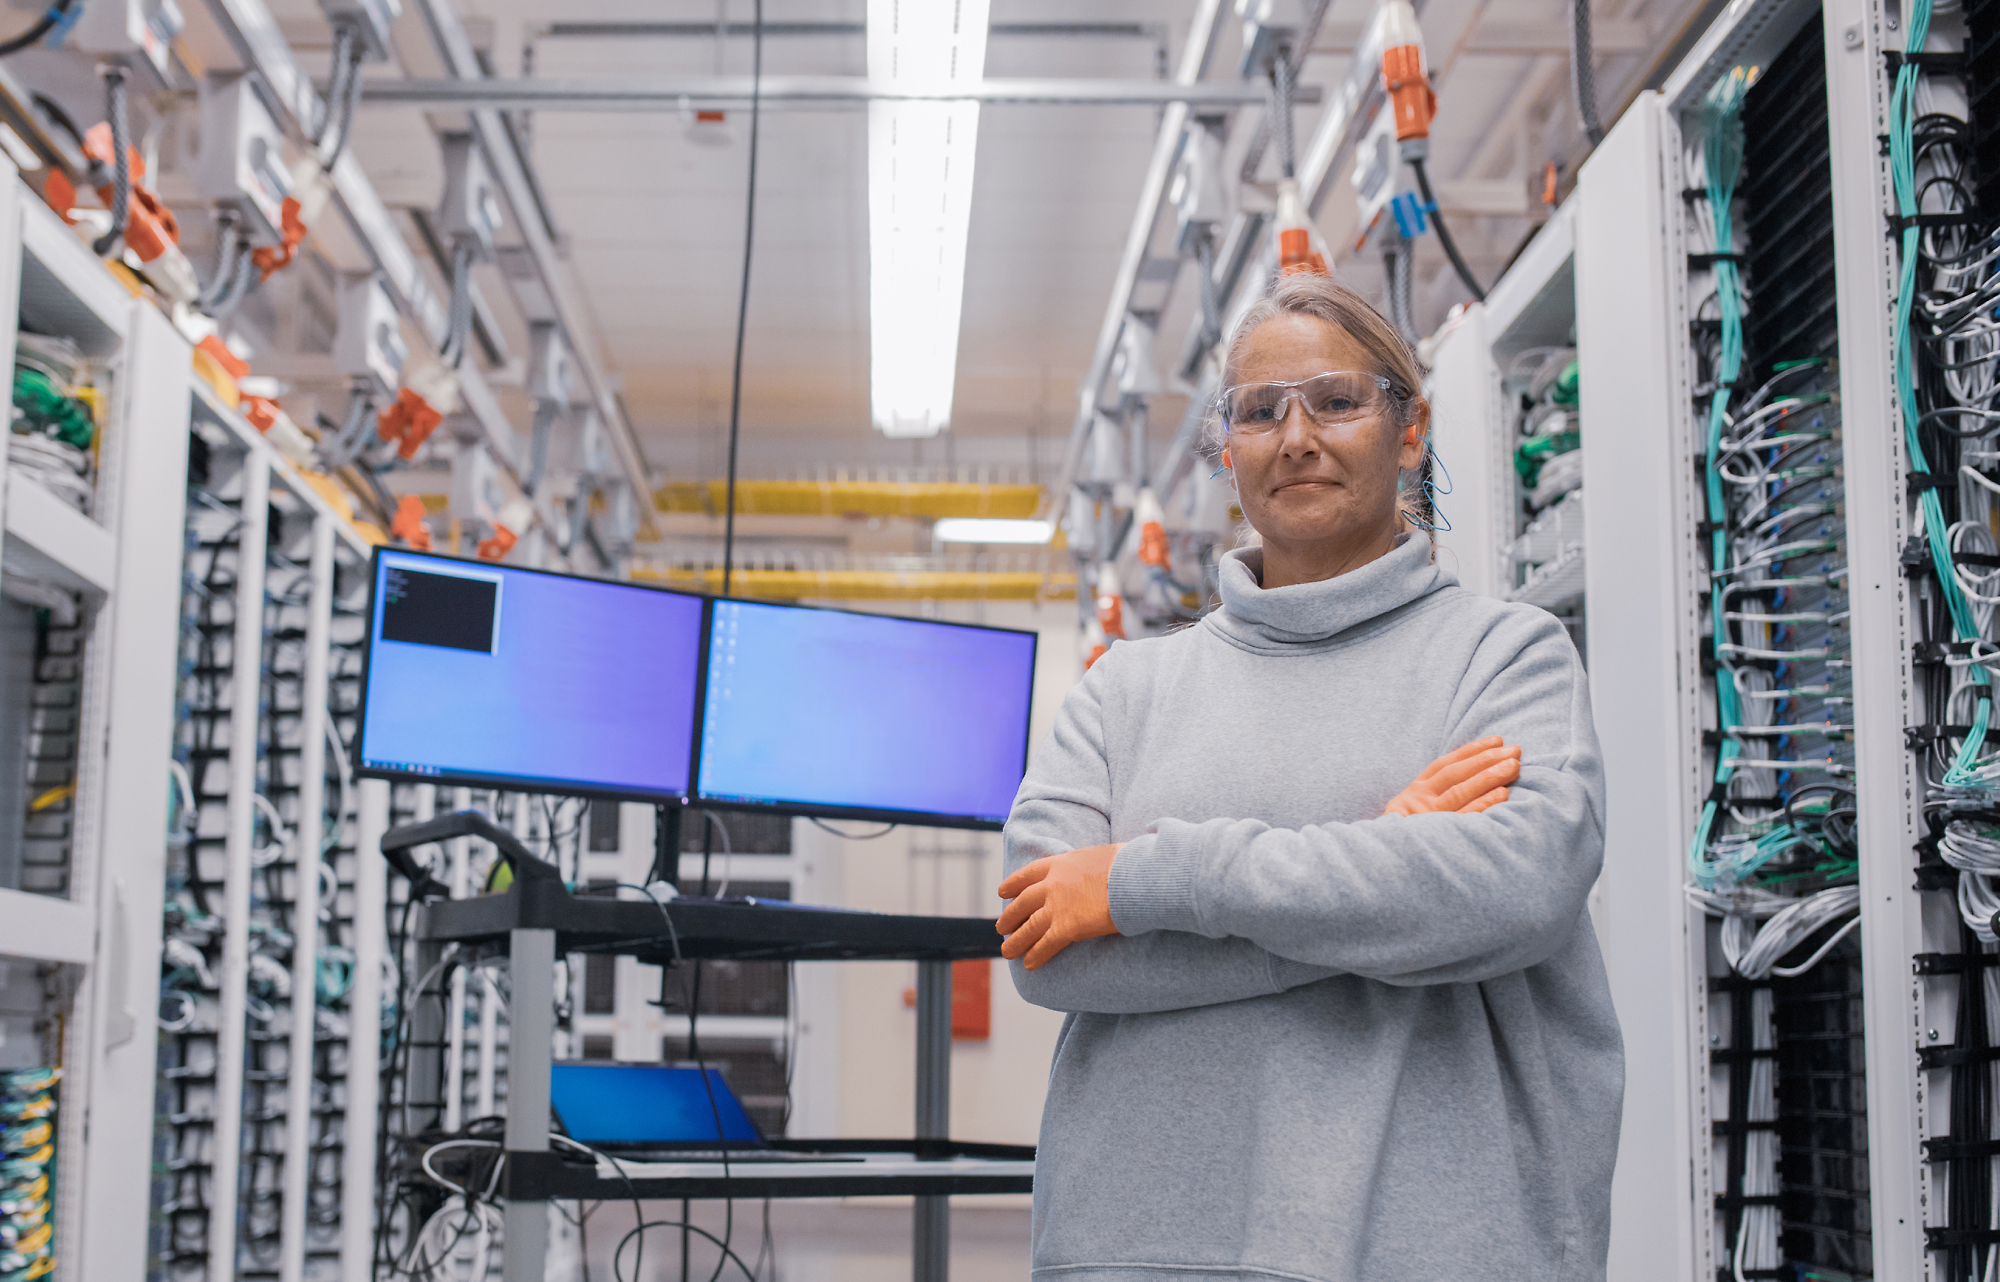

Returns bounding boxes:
[1218,371,1396,436]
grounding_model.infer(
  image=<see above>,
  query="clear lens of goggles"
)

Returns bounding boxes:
[1222,372,1392,435]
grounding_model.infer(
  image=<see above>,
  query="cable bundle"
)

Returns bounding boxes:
[1684,65,1857,945]
[0,1068,57,1282]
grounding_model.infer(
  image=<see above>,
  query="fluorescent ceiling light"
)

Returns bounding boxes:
[934,518,1052,545]
[866,0,990,438]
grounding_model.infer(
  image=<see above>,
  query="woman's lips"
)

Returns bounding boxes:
[1272,479,1337,493]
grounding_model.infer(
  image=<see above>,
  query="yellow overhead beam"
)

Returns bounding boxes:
[630,567,1076,601]
[654,479,1043,520]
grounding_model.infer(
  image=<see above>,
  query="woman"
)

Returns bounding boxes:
[996,275,1621,1281]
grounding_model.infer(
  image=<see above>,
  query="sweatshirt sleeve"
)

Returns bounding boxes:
[1107,615,1604,986]
[1002,648,1342,1015]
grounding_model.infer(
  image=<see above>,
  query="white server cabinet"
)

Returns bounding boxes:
[1428,203,1580,618]
[0,155,200,1282]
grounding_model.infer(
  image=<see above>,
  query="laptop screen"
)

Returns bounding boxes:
[549,1064,763,1147]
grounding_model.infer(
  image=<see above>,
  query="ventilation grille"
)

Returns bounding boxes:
[1968,0,2000,217]
[1741,16,1840,376]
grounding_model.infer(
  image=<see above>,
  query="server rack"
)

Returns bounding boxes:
[1575,0,1884,1275]
[1427,202,1582,628]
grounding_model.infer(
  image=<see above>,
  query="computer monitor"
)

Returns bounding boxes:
[694,599,1037,829]
[356,548,706,800]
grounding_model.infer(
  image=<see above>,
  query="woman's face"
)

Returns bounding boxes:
[1221,313,1427,557]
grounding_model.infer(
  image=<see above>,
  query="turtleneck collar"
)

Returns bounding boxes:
[1206,534,1456,653]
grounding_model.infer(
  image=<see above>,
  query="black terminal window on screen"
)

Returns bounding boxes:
[380,568,499,654]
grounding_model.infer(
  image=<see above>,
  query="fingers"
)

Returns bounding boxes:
[1000,906,1051,963]
[1424,744,1520,794]
[996,856,1055,901]
[1461,786,1509,814]
[1436,756,1521,812]
[1022,916,1079,970]
[994,882,1047,936]
[1414,736,1505,783]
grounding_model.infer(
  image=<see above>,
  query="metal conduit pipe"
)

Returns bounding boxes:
[198,0,643,562]
[1043,0,1230,524]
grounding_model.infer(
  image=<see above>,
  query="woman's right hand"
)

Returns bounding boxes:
[1382,736,1521,817]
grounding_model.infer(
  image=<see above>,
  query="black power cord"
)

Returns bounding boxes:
[1408,157,1485,302]
[92,66,130,257]
[1570,0,1605,146]
[0,0,73,58]
[719,0,764,598]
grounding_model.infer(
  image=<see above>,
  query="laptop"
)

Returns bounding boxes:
[548,1062,845,1164]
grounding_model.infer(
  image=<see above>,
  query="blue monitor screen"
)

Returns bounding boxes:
[550,1064,763,1146]
[358,549,705,800]
[696,600,1037,828]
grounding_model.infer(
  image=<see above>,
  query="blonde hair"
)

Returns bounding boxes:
[1204,274,1435,538]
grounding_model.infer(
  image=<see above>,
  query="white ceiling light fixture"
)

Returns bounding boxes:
[867,0,991,438]
[934,518,1053,545]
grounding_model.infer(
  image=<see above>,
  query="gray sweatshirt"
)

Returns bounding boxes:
[1003,534,1622,1282]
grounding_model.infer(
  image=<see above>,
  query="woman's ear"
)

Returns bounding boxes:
[1399,400,1431,470]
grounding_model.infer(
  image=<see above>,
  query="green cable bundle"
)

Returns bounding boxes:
[1547,359,1580,408]
[11,368,92,451]
[1514,426,1580,488]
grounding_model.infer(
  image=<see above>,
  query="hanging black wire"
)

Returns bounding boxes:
[1409,157,1486,302]
[92,66,130,257]
[0,0,73,58]
[1570,0,1606,146]
[720,0,765,598]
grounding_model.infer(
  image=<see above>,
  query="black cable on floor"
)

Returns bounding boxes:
[1409,158,1486,302]
[720,0,764,597]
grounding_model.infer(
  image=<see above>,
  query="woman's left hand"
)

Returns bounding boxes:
[997,844,1123,969]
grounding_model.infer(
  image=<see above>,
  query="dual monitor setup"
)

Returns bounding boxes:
[354,547,1040,833]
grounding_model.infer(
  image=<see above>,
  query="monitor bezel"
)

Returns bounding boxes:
[690,595,1039,833]
[354,546,712,804]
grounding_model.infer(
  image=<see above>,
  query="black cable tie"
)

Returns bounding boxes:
[1917,1042,2000,1069]
[1907,470,1954,492]
[1923,1135,2000,1160]
[1914,862,1958,892]
[1695,519,1728,536]
[1884,49,1966,72]
[1712,1112,1776,1136]
[1912,640,1974,664]
[1711,1192,1784,1208]
[1906,722,2000,750]
[1927,1227,2000,1249]
[1688,251,1746,268]
[1705,786,1780,807]
[1889,211,1978,237]
[1957,549,2000,569]
[1914,952,2000,974]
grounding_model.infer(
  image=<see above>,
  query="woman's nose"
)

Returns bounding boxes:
[1277,400,1319,454]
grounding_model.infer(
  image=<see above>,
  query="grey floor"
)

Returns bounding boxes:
[573,1200,1031,1281]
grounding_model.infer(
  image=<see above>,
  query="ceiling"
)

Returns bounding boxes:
[200,0,1713,501]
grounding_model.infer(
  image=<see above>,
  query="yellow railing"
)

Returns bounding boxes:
[653,479,1042,520]
[629,566,1076,601]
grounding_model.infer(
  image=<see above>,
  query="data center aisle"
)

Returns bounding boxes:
[575,1200,1031,1281]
